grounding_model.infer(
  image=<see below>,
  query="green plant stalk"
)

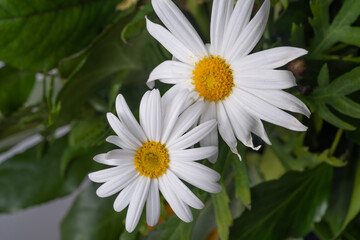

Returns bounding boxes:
[329,128,343,156]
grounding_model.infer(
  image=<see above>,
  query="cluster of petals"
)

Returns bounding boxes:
[146,0,310,160]
[89,90,221,232]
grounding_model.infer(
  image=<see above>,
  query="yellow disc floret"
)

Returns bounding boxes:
[192,55,234,102]
[134,141,169,179]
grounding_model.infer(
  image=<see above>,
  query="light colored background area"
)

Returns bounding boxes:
[0,103,85,240]
[0,194,74,240]
[0,180,88,240]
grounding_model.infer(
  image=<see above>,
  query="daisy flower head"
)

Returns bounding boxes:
[88,89,221,232]
[146,0,310,161]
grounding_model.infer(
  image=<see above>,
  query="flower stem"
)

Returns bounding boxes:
[329,128,343,156]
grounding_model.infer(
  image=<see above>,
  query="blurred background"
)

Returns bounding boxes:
[0,0,359,239]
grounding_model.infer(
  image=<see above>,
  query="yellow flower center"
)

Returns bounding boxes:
[192,55,234,102]
[134,141,169,179]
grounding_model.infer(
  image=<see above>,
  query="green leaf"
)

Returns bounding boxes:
[231,152,251,207]
[289,23,305,48]
[57,9,163,121]
[145,215,194,240]
[229,164,333,239]
[344,155,360,228]
[318,64,330,87]
[309,0,360,59]
[212,182,232,240]
[337,216,360,240]
[310,65,360,130]
[314,149,360,239]
[69,118,108,148]
[190,199,218,240]
[0,136,90,213]
[0,0,121,71]
[61,183,126,240]
[0,66,35,116]
[121,4,153,42]
[258,147,286,181]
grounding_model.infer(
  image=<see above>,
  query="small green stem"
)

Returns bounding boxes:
[329,128,343,156]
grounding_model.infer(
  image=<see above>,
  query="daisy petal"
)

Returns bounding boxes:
[106,149,135,160]
[88,166,124,183]
[245,88,311,118]
[231,47,308,70]
[147,60,193,85]
[167,100,204,144]
[210,0,234,55]
[227,0,270,62]
[226,95,271,144]
[167,170,204,209]
[199,102,218,163]
[159,176,193,222]
[159,78,190,85]
[152,0,207,57]
[146,18,199,65]
[96,169,137,197]
[233,88,307,131]
[161,84,187,111]
[169,146,218,162]
[93,154,106,164]
[216,102,239,157]
[116,94,147,142]
[140,91,151,139]
[221,0,254,56]
[94,151,134,166]
[167,119,217,150]
[223,100,259,150]
[113,178,138,212]
[161,90,191,143]
[147,90,162,142]
[234,70,296,90]
[170,161,221,193]
[106,135,133,150]
[126,176,151,232]
[107,113,141,149]
[171,161,220,182]
[146,179,160,226]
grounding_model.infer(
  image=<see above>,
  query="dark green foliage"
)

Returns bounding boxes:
[61,183,126,240]
[0,0,121,71]
[229,164,333,239]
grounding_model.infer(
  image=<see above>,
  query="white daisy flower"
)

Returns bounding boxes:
[146,0,310,161]
[88,89,221,232]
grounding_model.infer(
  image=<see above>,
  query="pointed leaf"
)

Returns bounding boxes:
[229,165,333,239]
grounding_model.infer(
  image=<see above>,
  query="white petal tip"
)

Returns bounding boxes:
[146,215,159,227]
[93,154,106,162]
[231,148,242,161]
[125,224,135,233]
[304,110,311,118]
[214,184,222,194]
[208,155,218,164]
[297,48,308,56]
[146,80,155,89]
[87,173,95,181]
[95,189,107,198]
[252,145,262,151]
